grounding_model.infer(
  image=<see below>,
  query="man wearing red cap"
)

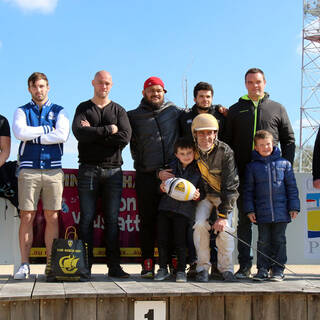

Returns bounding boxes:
[128,76,183,278]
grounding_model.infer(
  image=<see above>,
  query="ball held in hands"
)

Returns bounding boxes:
[164,178,197,201]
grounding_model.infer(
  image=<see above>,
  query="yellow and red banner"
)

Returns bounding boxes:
[31,169,143,260]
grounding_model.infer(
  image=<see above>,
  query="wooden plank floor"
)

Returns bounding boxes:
[0,265,319,301]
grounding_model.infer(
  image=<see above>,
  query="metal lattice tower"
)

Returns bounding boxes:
[300,0,320,172]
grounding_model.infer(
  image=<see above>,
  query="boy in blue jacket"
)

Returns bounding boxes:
[243,130,300,281]
[155,138,205,283]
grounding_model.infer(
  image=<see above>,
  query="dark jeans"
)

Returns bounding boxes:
[77,164,122,269]
[135,171,162,263]
[237,190,253,269]
[257,222,287,273]
[157,211,189,272]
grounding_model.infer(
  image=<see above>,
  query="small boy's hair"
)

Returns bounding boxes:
[254,130,274,145]
[174,138,196,153]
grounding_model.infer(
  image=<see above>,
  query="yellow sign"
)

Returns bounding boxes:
[30,247,159,258]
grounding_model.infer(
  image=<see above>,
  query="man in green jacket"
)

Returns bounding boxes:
[225,68,295,279]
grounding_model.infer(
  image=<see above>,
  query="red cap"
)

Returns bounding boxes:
[143,76,167,92]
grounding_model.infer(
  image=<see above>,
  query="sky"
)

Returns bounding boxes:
[0,0,306,169]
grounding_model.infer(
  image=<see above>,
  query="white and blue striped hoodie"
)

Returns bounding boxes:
[13,100,70,170]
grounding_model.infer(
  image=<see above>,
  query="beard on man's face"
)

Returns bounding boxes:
[196,104,210,111]
[143,94,164,108]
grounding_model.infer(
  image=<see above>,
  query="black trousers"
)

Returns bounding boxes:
[157,210,189,272]
[135,171,162,262]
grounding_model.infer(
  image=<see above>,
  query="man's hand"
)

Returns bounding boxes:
[314,179,320,189]
[193,188,200,200]
[212,217,227,232]
[158,169,174,181]
[218,106,228,117]
[290,211,298,219]
[81,120,90,127]
[248,213,256,223]
[110,124,118,134]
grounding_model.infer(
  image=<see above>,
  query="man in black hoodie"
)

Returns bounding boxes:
[128,77,183,278]
[225,68,295,279]
[180,82,227,141]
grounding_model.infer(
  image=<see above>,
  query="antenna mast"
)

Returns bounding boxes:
[299,0,320,171]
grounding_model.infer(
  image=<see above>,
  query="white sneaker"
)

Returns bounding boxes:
[14,263,30,280]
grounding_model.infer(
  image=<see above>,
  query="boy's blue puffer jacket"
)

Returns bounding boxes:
[243,147,300,223]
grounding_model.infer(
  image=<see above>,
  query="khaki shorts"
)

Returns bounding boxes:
[18,169,64,211]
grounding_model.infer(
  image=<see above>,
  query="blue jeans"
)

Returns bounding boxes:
[257,222,287,273]
[77,164,122,269]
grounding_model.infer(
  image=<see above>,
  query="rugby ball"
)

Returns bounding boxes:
[164,178,197,201]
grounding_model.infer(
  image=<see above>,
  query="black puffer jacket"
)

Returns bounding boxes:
[179,104,226,141]
[128,98,183,172]
[225,93,295,179]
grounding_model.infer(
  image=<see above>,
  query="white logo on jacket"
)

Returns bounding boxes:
[48,111,55,120]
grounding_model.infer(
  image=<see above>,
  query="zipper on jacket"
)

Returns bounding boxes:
[267,163,275,222]
[154,113,166,166]
[252,104,258,150]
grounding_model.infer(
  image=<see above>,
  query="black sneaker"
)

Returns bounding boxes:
[195,269,209,282]
[222,271,238,282]
[235,266,251,279]
[253,269,269,281]
[187,263,197,279]
[154,268,170,281]
[108,265,130,278]
[141,258,154,279]
[270,272,284,282]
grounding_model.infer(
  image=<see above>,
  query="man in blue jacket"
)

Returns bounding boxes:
[13,72,70,279]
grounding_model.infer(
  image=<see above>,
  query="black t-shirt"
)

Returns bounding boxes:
[0,114,10,137]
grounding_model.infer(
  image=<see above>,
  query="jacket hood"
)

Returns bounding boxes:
[139,98,173,113]
[251,146,281,163]
[191,104,223,114]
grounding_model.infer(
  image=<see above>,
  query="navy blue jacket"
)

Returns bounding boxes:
[243,147,300,223]
[158,158,205,221]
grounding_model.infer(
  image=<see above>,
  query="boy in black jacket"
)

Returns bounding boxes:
[155,138,205,282]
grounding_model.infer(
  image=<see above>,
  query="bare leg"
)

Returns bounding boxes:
[44,210,59,260]
[19,210,37,263]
